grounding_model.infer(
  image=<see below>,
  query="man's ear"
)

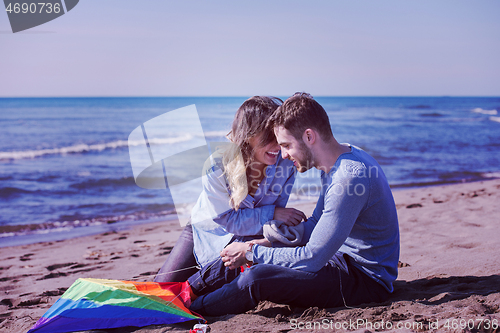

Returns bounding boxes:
[302,129,316,146]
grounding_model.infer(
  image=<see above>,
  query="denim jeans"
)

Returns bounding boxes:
[154,225,262,282]
[154,224,200,282]
[189,254,390,316]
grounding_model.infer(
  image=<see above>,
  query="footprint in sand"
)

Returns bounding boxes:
[158,246,173,256]
[19,253,34,261]
[18,298,47,307]
[40,288,67,297]
[37,272,68,280]
[46,263,77,271]
[1,299,13,307]
[406,203,423,209]
[133,271,157,279]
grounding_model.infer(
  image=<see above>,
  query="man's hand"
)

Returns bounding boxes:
[273,207,307,226]
[220,242,248,269]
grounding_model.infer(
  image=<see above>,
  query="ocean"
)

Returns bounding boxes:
[1,96,499,247]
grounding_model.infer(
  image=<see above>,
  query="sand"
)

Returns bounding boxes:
[1,179,499,333]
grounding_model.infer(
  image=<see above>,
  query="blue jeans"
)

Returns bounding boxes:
[189,254,390,316]
[154,224,199,282]
[154,225,262,282]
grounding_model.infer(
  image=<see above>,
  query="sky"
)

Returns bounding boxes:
[1,0,499,97]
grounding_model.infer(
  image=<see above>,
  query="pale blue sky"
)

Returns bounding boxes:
[1,0,499,97]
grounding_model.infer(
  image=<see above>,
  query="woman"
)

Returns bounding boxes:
[154,96,306,282]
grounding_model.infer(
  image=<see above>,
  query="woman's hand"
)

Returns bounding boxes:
[220,242,249,269]
[247,238,271,247]
[273,207,307,226]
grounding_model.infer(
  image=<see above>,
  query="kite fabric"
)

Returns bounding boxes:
[28,278,204,333]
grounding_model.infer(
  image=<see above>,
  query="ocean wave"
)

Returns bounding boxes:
[0,186,76,200]
[0,209,176,240]
[408,105,432,109]
[482,171,500,178]
[489,116,500,123]
[69,177,136,190]
[472,108,498,115]
[0,186,33,199]
[139,135,193,146]
[419,112,444,117]
[202,131,229,138]
[0,135,193,161]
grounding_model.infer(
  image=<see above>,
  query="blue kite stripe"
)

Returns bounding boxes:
[28,298,197,333]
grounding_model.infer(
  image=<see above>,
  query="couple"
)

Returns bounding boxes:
[156,93,400,316]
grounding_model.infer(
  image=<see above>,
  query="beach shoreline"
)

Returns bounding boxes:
[1,179,499,332]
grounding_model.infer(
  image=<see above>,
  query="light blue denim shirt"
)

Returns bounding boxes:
[253,145,400,292]
[191,149,295,267]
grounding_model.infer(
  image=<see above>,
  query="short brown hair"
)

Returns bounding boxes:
[270,92,333,141]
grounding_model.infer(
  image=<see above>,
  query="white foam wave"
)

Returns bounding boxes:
[141,135,193,146]
[482,171,500,178]
[202,131,229,138]
[0,135,193,161]
[489,116,500,123]
[472,108,498,115]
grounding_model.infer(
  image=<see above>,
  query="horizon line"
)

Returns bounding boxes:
[1,95,499,99]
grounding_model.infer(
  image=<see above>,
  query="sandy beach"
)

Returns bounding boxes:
[1,179,499,333]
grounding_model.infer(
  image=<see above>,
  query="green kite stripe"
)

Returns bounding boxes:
[60,278,195,319]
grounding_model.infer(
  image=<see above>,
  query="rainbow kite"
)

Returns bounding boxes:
[28,278,204,333]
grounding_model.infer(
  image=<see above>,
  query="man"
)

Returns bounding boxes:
[188,93,400,316]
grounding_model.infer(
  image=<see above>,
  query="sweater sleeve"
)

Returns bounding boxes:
[191,163,275,236]
[253,169,369,272]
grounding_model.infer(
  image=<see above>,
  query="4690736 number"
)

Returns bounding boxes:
[443,318,498,330]
[5,2,61,14]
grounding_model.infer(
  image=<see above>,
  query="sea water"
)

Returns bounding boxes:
[1,96,499,246]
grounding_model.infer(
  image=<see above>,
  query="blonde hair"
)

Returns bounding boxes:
[222,143,248,210]
[222,96,282,210]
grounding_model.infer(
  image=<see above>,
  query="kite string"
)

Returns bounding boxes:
[162,257,223,313]
[125,263,201,281]
[134,265,202,280]
[158,256,224,326]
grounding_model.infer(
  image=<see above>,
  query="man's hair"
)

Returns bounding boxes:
[270,92,333,141]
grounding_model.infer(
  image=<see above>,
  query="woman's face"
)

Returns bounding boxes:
[248,132,280,166]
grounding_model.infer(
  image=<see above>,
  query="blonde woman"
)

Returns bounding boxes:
[155,96,305,282]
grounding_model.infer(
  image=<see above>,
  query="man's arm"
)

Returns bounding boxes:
[223,171,369,271]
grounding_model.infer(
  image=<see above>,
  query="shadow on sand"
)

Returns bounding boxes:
[390,274,500,306]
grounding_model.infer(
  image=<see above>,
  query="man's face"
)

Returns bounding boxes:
[274,126,313,173]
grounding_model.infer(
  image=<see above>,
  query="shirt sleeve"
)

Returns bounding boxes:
[214,206,275,235]
[191,163,275,236]
[221,166,296,236]
[253,171,370,272]
[294,196,322,246]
